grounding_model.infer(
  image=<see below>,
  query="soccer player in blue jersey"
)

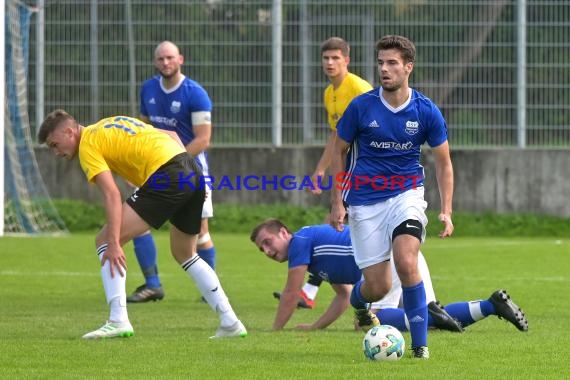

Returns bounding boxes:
[251,219,528,333]
[128,41,218,303]
[329,35,454,359]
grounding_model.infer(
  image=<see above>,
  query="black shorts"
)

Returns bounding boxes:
[126,153,205,234]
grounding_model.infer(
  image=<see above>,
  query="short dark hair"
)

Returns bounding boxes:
[375,35,416,63]
[250,218,291,242]
[320,37,350,57]
[38,109,76,144]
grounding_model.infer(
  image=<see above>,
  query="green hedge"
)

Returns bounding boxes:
[52,199,570,237]
[52,199,106,232]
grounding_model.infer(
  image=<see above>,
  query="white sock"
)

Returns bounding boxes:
[109,296,128,323]
[181,255,238,327]
[302,283,319,300]
[97,244,128,323]
[468,300,486,321]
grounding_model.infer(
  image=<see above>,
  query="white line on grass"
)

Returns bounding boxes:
[0,270,175,277]
[431,275,568,282]
[430,239,566,249]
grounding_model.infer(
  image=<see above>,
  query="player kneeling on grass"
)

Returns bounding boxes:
[38,110,247,340]
[250,219,528,333]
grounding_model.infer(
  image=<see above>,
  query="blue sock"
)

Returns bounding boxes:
[443,300,493,328]
[480,299,495,316]
[402,281,428,349]
[376,308,408,332]
[198,246,216,270]
[350,280,369,309]
[133,234,161,288]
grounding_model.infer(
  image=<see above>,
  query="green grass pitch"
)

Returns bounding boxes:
[1,233,568,379]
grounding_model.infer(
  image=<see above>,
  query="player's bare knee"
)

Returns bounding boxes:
[366,278,391,300]
[394,253,420,281]
[395,263,419,282]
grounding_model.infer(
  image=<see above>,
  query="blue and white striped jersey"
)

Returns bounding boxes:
[288,224,361,284]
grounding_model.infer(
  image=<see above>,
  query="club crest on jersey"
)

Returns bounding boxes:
[405,120,419,135]
[170,101,181,114]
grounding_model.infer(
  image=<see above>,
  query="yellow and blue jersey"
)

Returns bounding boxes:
[323,72,373,131]
[78,116,185,187]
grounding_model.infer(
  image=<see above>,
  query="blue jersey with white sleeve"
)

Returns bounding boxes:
[288,224,361,284]
[140,75,212,175]
[336,87,448,206]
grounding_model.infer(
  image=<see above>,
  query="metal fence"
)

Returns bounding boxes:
[23,0,570,148]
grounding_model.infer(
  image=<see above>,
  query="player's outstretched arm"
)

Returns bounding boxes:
[186,123,212,157]
[272,266,307,330]
[329,136,350,231]
[432,141,454,238]
[310,130,337,195]
[296,283,351,330]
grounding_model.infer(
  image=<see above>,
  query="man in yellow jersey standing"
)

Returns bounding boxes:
[273,38,374,310]
[38,110,247,340]
[310,37,373,194]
